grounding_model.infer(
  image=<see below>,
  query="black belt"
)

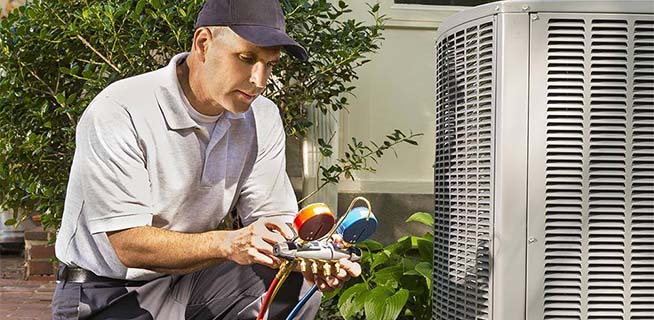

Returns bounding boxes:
[57,264,148,285]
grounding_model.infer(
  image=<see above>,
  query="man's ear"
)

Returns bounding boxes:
[192,27,213,62]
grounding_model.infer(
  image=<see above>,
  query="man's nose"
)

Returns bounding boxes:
[249,62,269,89]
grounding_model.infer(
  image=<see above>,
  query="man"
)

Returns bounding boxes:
[52,0,361,319]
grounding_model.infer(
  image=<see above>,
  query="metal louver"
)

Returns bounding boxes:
[542,17,587,319]
[630,18,654,320]
[541,15,654,319]
[434,16,494,320]
[434,1,653,320]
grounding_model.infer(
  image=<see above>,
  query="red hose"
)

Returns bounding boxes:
[257,276,280,320]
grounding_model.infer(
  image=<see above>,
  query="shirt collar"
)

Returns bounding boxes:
[155,53,247,130]
[225,110,246,120]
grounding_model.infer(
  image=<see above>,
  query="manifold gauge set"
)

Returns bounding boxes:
[257,197,378,320]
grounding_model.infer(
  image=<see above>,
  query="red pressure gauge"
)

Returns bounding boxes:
[293,203,336,241]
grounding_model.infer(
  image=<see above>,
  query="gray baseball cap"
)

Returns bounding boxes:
[195,0,309,60]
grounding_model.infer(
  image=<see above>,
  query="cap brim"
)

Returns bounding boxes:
[230,25,308,61]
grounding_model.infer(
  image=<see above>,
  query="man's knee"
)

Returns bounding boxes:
[184,262,308,319]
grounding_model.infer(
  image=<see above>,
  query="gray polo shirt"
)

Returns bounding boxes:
[55,53,298,280]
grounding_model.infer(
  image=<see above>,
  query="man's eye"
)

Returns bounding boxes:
[239,55,255,64]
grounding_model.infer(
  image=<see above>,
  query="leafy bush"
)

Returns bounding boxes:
[0,0,420,231]
[318,212,434,320]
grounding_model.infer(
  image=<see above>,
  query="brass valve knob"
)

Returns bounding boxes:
[310,260,318,274]
[322,263,332,276]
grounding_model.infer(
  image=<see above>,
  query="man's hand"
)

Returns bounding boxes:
[225,217,295,268]
[301,258,362,292]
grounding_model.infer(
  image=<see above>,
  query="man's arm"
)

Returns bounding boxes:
[107,216,295,274]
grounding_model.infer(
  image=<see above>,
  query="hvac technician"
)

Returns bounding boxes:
[52,0,361,319]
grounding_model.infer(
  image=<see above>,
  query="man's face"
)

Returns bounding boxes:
[195,27,281,115]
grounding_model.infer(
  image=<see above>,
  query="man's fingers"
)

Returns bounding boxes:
[325,275,340,288]
[261,231,287,246]
[314,276,336,292]
[250,249,278,268]
[301,269,316,284]
[313,273,343,292]
[263,219,295,240]
[240,238,284,268]
[252,237,275,254]
[338,258,362,278]
[331,234,344,248]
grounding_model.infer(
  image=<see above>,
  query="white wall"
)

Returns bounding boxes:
[337,1,464,194]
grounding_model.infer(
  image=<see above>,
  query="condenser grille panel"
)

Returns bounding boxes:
[542,15,654,319]
[433,16,494,320]
[543,18,586,320]
[631,18,654,320]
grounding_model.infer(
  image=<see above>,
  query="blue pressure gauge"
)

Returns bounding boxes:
[336,207,378,243]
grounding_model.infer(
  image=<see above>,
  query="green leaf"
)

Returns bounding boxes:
[384,236,411,256]
[4,218,17,226]
[384,289,409,320]
[372,251,393,271]
[321,287,341,301]
[359,239,384,251]
[405,212,434,227]
[405,139,418,145]
[135,0,146,15]
[55,92,66,106]
[373,264,403,288]
[364,287,409,320]
[338,282,368,319]
[415,261,433,292]
[363,286,394,319]
[417,237,433,262]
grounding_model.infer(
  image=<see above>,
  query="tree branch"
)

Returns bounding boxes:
[75,35,121,73]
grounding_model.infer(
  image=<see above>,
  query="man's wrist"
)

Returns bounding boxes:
[209,230,232,261]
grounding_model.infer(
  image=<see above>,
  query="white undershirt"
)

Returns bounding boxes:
[176,81,221,143]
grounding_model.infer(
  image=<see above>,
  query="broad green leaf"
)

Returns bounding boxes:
[403,269,419,276]
[321,287,341,301]
[415,261,433,292]
[359,239,384,251]
[416,238,433,262]
[384,289,409,320]
[405,212,434,227]
[4,218,16,226]
[373,264,403,288]
[401,256,417,271]
[384,236,411,256]
[399,274,426,294]
[363,286,394,320]
[364,287,409,320]
[370,251,390,270]
[338,283,368,319]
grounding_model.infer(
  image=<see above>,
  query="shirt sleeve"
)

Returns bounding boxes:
[73,96,153,234]
[236,105,298,226]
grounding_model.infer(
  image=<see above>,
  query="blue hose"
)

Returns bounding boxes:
[287,203,377,319]
[286,284,319,320]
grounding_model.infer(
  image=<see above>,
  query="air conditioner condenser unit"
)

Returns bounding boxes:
[433,1,654,319]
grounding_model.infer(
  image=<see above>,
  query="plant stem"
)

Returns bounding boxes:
[75,35,121,73]
[297,181,329,204]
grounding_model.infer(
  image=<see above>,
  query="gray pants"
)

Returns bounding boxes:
[52,262,321,320]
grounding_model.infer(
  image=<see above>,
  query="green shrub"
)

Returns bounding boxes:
[318,212,434,320]
[0,0,420,231]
